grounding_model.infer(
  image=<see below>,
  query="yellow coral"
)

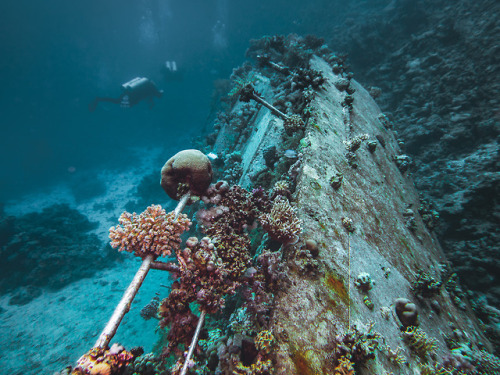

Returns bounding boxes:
[255,330,275,355]
[334,356,355,375]
[76,345,133,375]
[109,205,191,259]
[403,326,437,358]
[89,362,111,375]
[234,357,273,375]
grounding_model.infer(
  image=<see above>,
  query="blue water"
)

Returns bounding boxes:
[4,0,497,373]
[0,0,334,200]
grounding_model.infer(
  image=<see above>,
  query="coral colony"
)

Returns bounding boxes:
[61,35,500,375]
[66,145,302,375]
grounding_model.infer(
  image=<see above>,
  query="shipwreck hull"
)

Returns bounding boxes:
[209,51,490,373]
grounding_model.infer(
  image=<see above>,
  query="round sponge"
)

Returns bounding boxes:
[161,149,213,200]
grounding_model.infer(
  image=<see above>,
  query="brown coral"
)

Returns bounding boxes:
[259,196,301,244]
[160,149,213,200]
[283,114,305,135]
[402,326,437,358]
[109,205,191,259]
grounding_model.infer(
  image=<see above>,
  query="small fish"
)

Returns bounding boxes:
[207,152,218,160]
[284,149,298,159]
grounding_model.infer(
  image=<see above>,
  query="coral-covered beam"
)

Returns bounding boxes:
[250,92,288,120]
[94,253,154,349]
[180,311,206,375]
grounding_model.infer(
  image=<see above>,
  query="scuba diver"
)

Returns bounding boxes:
[161,60,183,82]
[89,77,163,112]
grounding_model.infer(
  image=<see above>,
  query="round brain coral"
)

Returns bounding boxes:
[160,149,213,200]
[109,204,191,259]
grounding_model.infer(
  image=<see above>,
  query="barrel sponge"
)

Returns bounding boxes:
[160,149,213,200]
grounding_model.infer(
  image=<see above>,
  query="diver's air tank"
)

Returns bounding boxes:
[121,77,149,91]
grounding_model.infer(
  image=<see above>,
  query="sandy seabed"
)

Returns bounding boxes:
[1,146,177,374]
[0,260,170,374]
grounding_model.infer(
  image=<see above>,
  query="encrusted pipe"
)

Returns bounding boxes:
[174,192,191,221]
[250,93,288,120]
[180,311,207,375]
[94,253,154,348]
[151,261,179,272]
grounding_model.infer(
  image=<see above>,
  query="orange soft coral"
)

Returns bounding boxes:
[109,204,191,259]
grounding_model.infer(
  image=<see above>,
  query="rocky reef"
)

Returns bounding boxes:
[0,203,117,305]
[323,0,500,349]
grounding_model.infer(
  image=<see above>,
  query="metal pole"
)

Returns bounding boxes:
[174,192,191,221]
[251,94,288,120]
[94,254,154,348]
[180,311,206,375]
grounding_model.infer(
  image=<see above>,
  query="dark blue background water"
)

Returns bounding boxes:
[1,0,378,201]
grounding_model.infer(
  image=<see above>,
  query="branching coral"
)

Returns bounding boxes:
[259,196,301,244]
[233,357,273,375]
[384,345,407,366]
[198,184,267,281]
[230,330,275,375]
[126,353,169,374]
[450,344,500,374]
[201,185,260,233]
[158,280,200,356]
[333,356,355,375]
[242,275,274,328]
[158,236,239,356]
[344,134,369,152]
[257,249,288,290]
[331,323,380,369]
[271,180,291,200]
[229,73,259,99]
[341,217,355,233]
[178,237,237,313]
[402,326,438,359]
[354,272,373,292]
[109,205,191,259]
[411,269,442,298]
[140,293,160,320]
[330,172,344,190]
[155,182,300,369]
